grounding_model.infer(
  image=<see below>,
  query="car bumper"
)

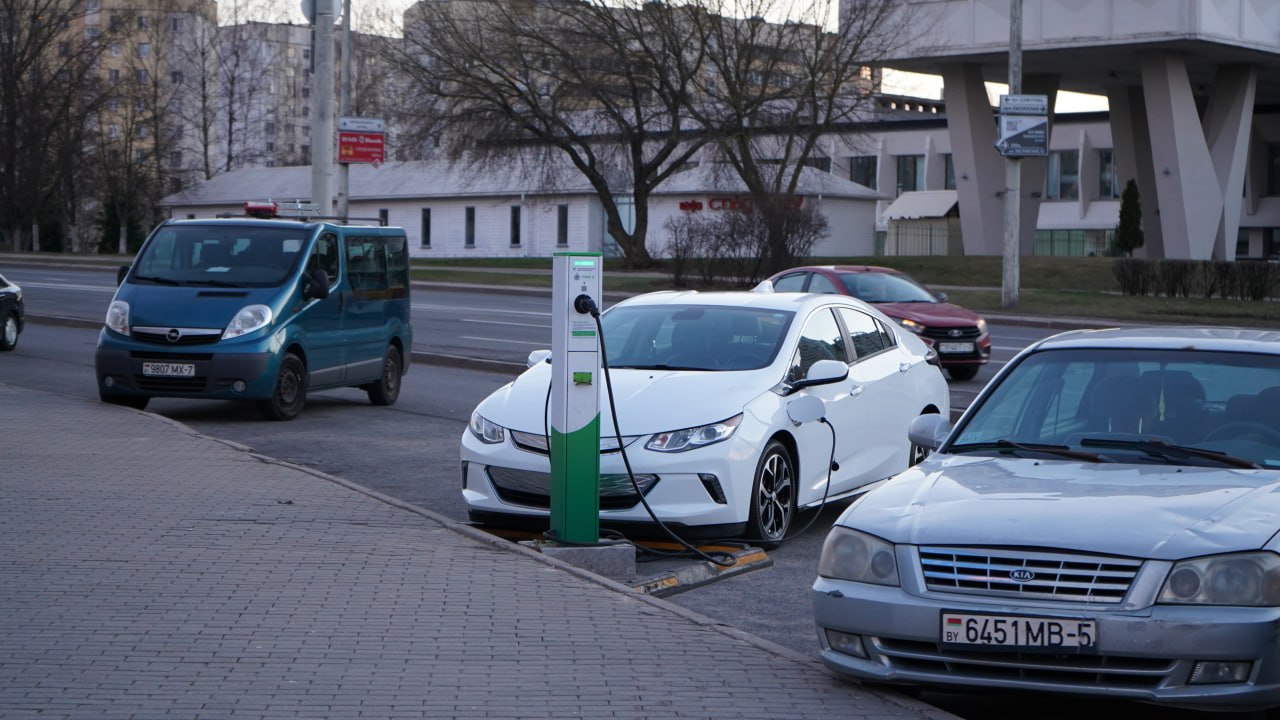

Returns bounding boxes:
[460,428,761,537]
[928,333,992,366]
[95,331,278,400]
[811,576,1280,711]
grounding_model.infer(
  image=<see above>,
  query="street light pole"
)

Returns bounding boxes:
[1002,0,1023,308]
[337,0,352,221]
[311,0,335,217]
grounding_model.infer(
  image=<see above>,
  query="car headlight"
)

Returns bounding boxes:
[976,318,988,335]
[469,411,506,444]
[1158,552,1280,606]
[817,527,900,586]
[645,414,742,453]
[898,318,924,335]
[222,304,273,339]
[104,300,130,336]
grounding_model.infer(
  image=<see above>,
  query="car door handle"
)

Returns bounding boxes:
[900,362,912,373]
[850,383,865,397]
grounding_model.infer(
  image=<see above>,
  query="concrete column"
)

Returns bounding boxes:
[1202,64,1256,260]
[1140,51,1221,260]
[941,63,1004,255]
[1107,85,1162,258]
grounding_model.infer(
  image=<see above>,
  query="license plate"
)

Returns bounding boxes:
[142,362,195,377]
[937,342,975,354]
[941,612,1097,650]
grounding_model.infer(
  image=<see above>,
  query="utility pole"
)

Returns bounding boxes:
[337,0,352,221]
[310,0,335,217]
[1002,0,1023,308]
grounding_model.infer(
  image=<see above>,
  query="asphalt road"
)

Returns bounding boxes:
[5,263,1256,719]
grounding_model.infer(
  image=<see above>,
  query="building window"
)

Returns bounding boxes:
[378,209,389,226]
[557,205,569,246]
[110,43,121,56]
[108,68,119,83]
[801,157,831,172]
[895,155,923,196]
[943,153,956,190]
[850,156,876,189]
[510,206,521,246]
[1047,149,1080,200]
[135,125,147,138]
[87,0,100,10]
[265,121,276,134]
[1098,149,1118,199]
[170,71,183,84]
[138,43,150,58]
[420,208,431,247]
[1267,144,1280,196]
[85,27,100,40]
[138,16,149,29]
[465,207,476,248]
[170,17,181,32]
[108,124,119,139]
[265,141,274,152]
[168,150,182,168]
[135,69,148,83]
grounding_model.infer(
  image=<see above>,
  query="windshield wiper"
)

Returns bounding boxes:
[609,363,709,371]
[130,274,180,285]
[949,439,1109,463]
[1078,437,1259,469]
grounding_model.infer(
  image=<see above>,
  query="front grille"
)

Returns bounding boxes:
[871,636,1173,690]
[509,430,640,455]
[131,327,222,345]
[134,375,208,392]
[486,466,658,510]
[921,326,981,341]
[129,351,214,361]
[919,547,1141,603]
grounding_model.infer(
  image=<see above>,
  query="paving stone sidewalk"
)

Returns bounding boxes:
[0,384,957,720]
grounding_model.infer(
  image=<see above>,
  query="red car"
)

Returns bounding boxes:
[762,265,990,381]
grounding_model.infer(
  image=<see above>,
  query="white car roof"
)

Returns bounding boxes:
[611,289,874,314]
[1032,326,1280,355]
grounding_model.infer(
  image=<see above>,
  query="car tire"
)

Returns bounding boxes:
[258,353,306,421]
[0,311,18,351]
[366,345,402,406]
[748,440,795,547]
[99,390,149,411]
[947,365,980,382]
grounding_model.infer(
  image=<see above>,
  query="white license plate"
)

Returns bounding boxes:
[937,342,975,354]
[142,362,195,377]
[941,612,1097,650]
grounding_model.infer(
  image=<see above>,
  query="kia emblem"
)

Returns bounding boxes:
[166,328,181,343]
[1009,569,1036,583]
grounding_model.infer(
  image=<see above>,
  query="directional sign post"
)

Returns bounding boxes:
[337,117,385,165]
[995,94,1048,158]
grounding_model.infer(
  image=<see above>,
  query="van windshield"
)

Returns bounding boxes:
[131,225,308,288]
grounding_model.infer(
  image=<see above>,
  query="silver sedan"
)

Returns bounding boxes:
[812,326,1280,712]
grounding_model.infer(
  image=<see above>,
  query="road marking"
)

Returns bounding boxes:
[461,335,548,347]
[413,302,550,317]
[17,281,114,293]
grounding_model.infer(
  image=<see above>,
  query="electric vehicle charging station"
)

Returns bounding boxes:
[549,252,603,544]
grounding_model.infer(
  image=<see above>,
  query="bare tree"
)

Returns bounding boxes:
[386,0,717,267]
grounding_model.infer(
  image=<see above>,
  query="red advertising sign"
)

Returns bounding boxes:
[338,131,385,164]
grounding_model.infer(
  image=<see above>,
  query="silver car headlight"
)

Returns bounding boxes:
[645,414,742,453]
[223,304,273,339]
[469,411,506,444]
[817,527,900,586]
[1158,551,1280,606]
[104,300,130,336]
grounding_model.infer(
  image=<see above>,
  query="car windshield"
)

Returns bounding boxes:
[949,347,1280,469]
[839,272,937,303]
[130,225,308,288]
[602,304,794,371]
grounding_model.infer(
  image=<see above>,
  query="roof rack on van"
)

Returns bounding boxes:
[214,199,387,226]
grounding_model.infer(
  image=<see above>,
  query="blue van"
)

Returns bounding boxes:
[94,214,413,420]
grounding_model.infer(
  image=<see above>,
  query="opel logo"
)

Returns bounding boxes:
[166,328,181,343]
[1009,569,1036,583]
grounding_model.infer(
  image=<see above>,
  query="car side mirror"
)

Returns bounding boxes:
[908,413,952,451]
[934,291,949,302]
[794,359,849,389]
[527,349,552,367]
[116,264,130,286]
[303,270,330,300]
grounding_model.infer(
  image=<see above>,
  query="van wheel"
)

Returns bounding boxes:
[367,345,402,406]
[258,353,306,421]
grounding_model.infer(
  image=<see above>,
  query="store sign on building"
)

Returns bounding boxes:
[338,117,385,164]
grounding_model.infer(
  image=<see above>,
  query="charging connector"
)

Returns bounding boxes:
[574,294,599,317]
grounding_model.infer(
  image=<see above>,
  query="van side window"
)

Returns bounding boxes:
[347,237,387,292]
[385,235,409,297]
[308,233,340,286]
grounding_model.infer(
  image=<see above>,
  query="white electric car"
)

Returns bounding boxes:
[461,290,950,543]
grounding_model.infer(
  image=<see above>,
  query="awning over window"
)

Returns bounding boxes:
[885,190,958,219]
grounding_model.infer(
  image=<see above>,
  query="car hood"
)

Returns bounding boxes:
[875,301,981,327]
[840,455,1280,559]
[120,283,283,329]
[475,363,774,435]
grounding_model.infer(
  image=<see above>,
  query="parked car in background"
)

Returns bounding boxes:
[813,326,1280,712]
[461,290,949,545]
[0,272,23,352]
[760,265,990,381]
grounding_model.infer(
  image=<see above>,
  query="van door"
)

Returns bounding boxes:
[297,232,345,387]
[341,233,394,383]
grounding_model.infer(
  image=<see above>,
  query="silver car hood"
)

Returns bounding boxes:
[839,455,1280,559]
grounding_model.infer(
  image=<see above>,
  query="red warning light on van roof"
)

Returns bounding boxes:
[243,201,278,218]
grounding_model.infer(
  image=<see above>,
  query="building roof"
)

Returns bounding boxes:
[160,159,885,208]
[884,190,958,219]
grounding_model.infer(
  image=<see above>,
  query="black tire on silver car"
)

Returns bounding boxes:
[366,344,402,406]
[258,352,307,421]
[748,440,796,547]
[0,311,18,351]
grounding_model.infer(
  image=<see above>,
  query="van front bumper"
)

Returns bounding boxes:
[95,342,278,400]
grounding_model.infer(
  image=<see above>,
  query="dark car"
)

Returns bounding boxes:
[761,265,990,381]
[0,272,23,352]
